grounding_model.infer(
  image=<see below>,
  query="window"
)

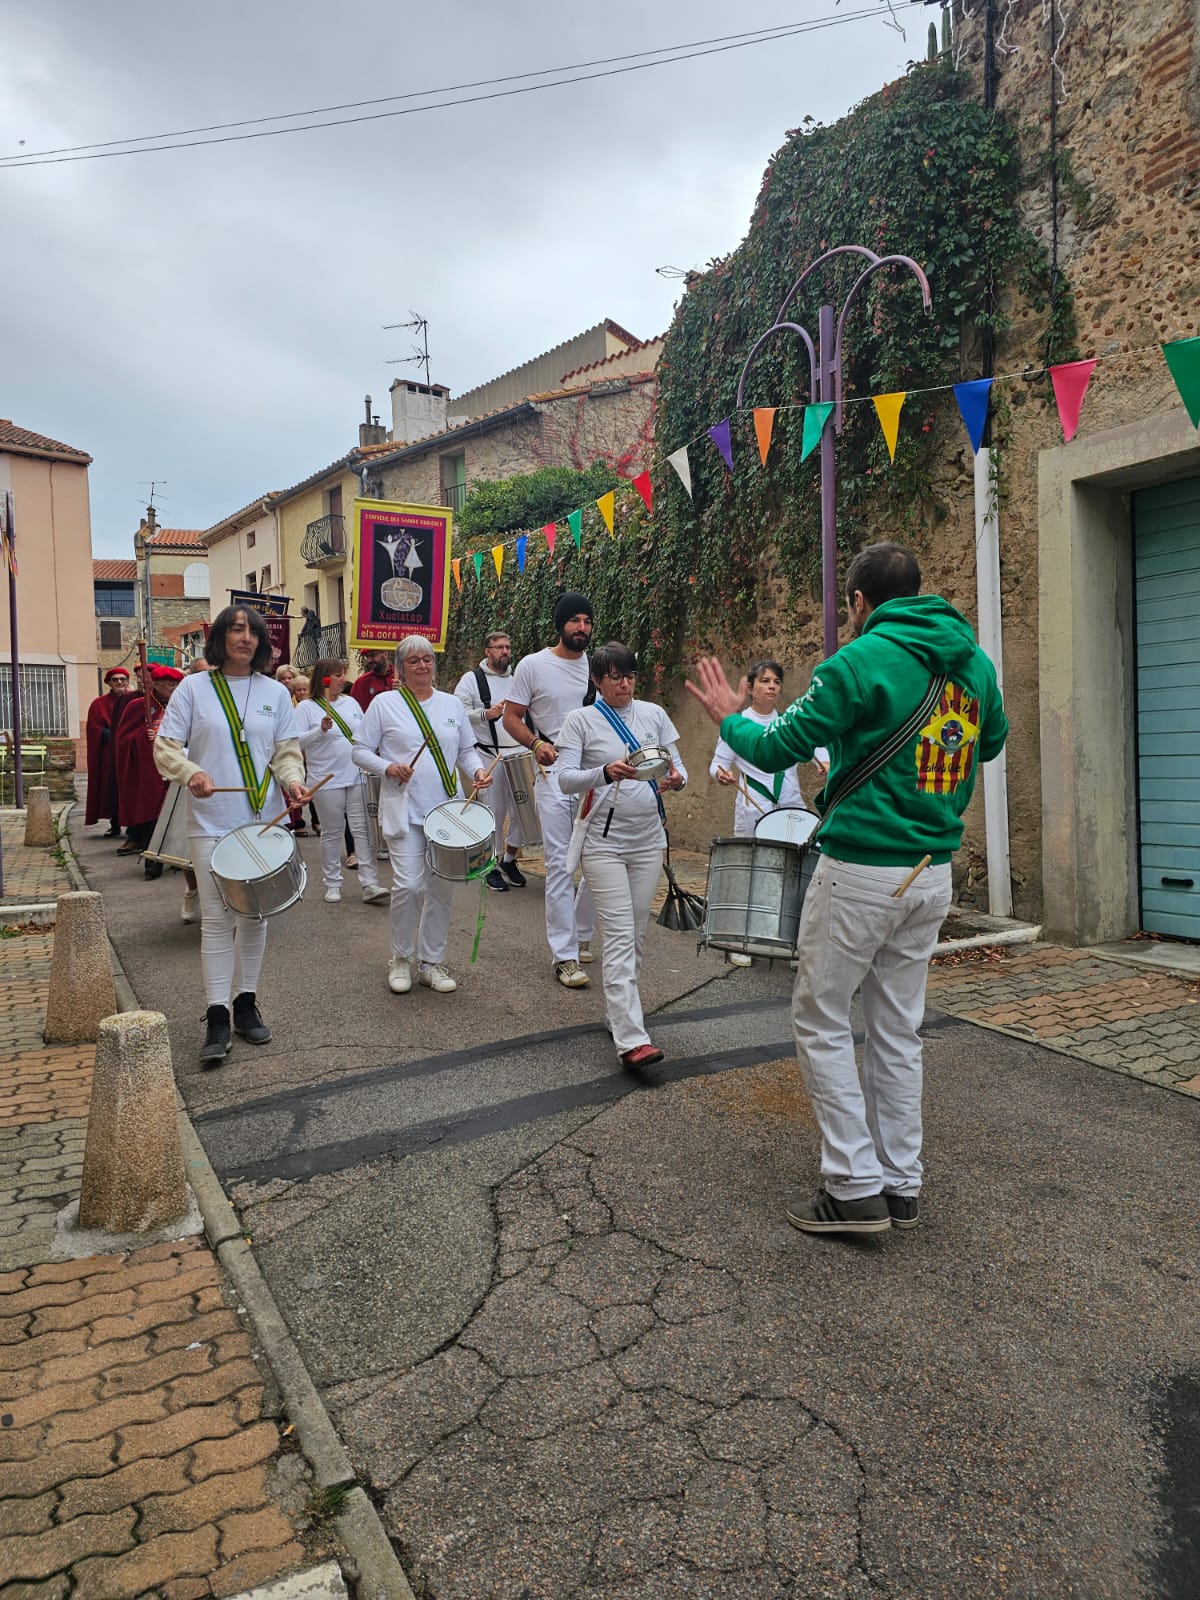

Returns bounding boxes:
[440,453,466,512]
[247,531,256,549]
[245,573,258,592]
[260,565,272,590]
[99,621,123,650]
[183,562,209,599]
[0,665,68,736]
[94,582,136,617]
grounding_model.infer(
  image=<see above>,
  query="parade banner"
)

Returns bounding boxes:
[350,498,452,652]
[226,589,291,666]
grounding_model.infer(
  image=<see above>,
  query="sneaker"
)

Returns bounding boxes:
[418,962,457,993]
[180,889,200,924]
[785,1189,891,1236]
[345,854,358,870]
[728,951,752,968]
[578,940,594,964]
[555,959,590,989]
[388,957,412,994]
[620,1042,664,1069]
[885,1193,920,1230]
[232,992,272,1044]
[500,858,527,888]
[484,868,509,892]
[323,887,342,903]
[199,1004,231,1066]
[361,884,389,905]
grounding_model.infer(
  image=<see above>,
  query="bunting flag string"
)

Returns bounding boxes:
[753,407,776,466]
[472,551,483,583]
[1049,359,1096,443]
[632,470,653,514]
[1162,335,1200,427]
[491,545,504,580]
[543,521,557,556]
[667,446,692,497]
[567,508,583,550]
[596,490,615,536]
[451,557,461,592]
[516,534,527,574]
[953,378,993,454]
[708,419,734,471]
[801,401,833,462]
[872,392,907,463]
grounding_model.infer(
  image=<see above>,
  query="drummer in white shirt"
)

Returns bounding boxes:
[502,592,598,990]
[556,642,686,1068]
[293,657,387,907]
[453,630,526,893]
[155,605,313,1066]
[352,635,492,997]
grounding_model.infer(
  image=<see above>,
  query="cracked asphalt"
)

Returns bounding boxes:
[75,820,1200,1600]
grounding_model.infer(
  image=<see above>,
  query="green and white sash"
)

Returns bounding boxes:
[744,770,785,805]
[398,687,457,798]
[210,671,271,813]
[315,697,355,740]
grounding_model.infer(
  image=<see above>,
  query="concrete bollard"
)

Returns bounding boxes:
[44,891,118,1044]
[23,786,56,847]
[79,1010,189,1233]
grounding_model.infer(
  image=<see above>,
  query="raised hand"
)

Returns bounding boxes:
[684,658,748,726]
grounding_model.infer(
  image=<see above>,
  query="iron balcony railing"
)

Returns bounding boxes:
[293,620,347,672]
[441,482,467,513]
[301,513,347,567]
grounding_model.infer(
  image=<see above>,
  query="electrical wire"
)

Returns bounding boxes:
[0,6,895,170]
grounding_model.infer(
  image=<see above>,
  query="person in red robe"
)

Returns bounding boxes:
[114,665,184,875]
[349,650,395,712]
[84,668,131,832]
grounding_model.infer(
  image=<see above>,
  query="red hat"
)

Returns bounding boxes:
[149,664,185,682]
[104,667,130,684]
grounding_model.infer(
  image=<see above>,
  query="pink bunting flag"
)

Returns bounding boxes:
[1049,359,1097,443]
[543,522,557,556]
[707,418,734,471]
[753,408,776,466]
[632,470,653,515]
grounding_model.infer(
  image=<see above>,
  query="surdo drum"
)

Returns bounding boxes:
[424,799,496,882]
[753,806,820,847]
[500,749,542,848]
[700,835,817,960]
[209,823,307,919]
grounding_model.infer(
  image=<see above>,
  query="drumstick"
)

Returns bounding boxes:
[382,736,429,785]
[464,750,503,807]
[739,775,767,815]
[205,786,251,793]
[892,854,932,899]
[258,773,335,833]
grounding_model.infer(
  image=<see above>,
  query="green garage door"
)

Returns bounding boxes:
[1134,478,1200,939]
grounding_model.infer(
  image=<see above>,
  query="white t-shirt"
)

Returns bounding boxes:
[158,671,298,838]
[352,687,478,826]
[294,694,364,789]
[556,699,685,854]
[710,708,830,828]
[454,663,520,752]
[509,648,592,743]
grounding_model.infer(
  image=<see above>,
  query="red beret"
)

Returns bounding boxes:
[150,664,185,682]
[104,668,130,684]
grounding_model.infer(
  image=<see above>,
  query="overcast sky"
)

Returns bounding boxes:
[2,2,922,559]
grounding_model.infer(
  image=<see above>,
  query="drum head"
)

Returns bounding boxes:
[754,807,819,847]
[425,799,494,847]
[210,823,297,876]
[629,745,671,781]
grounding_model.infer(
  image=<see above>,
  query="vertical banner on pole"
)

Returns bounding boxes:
[350,499,452,652]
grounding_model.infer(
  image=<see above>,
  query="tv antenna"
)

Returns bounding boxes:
[384,312,431,386]
[139,480,168,508]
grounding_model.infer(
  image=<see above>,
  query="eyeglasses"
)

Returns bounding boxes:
[602,671,636,683]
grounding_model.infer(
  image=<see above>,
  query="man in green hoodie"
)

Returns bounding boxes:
[687,542,1008,1237]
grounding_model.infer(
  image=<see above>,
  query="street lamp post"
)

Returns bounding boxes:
[735,245,932,657]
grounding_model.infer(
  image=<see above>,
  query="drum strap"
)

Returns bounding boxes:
[315,698,355,741]
[744,771,785,805]
[210,672,271,813]
[591,700,666,823]
[398,687,458,797]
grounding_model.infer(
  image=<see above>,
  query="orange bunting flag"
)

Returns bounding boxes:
[596,490,615,537]
[491,545,504,580]
[452,557,461,592]
[872,392,907,463]
[753,407,776,466]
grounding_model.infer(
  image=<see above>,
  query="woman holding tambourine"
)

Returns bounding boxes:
[155,605,314,1066]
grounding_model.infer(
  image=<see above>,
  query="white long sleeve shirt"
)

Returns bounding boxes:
[556,699,686,855]
[454,662,520,753]
[352,688,480,827]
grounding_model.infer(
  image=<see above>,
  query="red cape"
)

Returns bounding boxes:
[113,694,167,828]
[84,690,129,824]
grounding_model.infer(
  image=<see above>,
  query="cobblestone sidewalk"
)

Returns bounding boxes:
[0,814,329,1598]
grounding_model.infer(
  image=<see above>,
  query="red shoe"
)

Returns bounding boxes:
[620,1043,664,1069]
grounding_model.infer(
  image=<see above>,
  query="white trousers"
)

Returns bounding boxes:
[193,836,270,1009]
[385,826,455,966]
[791,854,952,1201]
[314,781,380,891]
[582,847,662,1053]
[478,750,523,855]
[535,770,595,965]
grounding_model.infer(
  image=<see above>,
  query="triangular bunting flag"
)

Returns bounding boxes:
[953,378,993,454]
[707,418,734,471]
[596,490,615,537]
[491,545,504,580]
[632,470,652,514]
[753,408,776,466]
[567,509,583,550]
[801,402,834,462]
[1049,359,1097,443]
[472,551,483,582]
[451,557,461,592]
[872,392,907,464]
[516,534,527,574]
[1163,337,1200,428]
[543,522,557,556]
[666,446,692,497]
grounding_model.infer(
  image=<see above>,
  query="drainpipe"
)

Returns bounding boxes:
[974,447,1013,917]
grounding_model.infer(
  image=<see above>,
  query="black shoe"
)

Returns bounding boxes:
[232,992,272,1044]
[200,1005,231,1067]
[144,859,163,880]
[499,858,527,888]
[484,868,509,892]
[785,1189,891,1236]
[885,1193,920,1230]
[104,824,121,837]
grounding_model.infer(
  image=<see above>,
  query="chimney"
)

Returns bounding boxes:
[388,379,450,444]
[359,394,389,448]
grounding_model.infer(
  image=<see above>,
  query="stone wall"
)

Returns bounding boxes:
[3,738,75,801]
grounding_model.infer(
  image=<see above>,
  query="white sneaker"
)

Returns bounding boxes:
[578,940,594,964]
[180,889,199,924]
[387,957,412,994]
[361,884,389,905]
[418,962,457,993]
[728,951,752,968]
[323,887,342,903]
[555,959,590,989]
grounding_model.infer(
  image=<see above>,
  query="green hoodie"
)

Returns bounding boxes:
[719,595,1008,867]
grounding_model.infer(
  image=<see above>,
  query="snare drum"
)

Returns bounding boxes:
[500,749,541,848]
[754,806,819,847]
[627,744,672,782]
[209,824,307,920]
[424,799,496,881]
[700,835,817,960]
[143,783,192,870]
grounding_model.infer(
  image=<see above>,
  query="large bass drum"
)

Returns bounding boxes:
[365,774,390,860]
[209,823,307,919]
[700,836,817,960]
[143,783,192,870]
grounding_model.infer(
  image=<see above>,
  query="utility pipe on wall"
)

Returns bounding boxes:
[974,446,1013,917]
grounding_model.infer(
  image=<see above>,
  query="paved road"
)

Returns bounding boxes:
[75,820,1200,1600]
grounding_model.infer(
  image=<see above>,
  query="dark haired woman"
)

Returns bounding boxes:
[708,660,824,838]
[556,642,686,1069]
[154,605,312,1064]
[294,657,386,906]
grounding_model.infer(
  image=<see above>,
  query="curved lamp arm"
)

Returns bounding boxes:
[833,255,933,424]
[735,321,819,411]
[774,243,886,322]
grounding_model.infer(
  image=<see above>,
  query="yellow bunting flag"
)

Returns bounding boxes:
[452,558,461,591]
[596,490,615,537]
[872,392,907,463]
[753,407,776,466]
[491,545,504,580]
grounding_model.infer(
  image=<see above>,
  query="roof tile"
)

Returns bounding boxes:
[93,559,137,581]
[0,419,92,463]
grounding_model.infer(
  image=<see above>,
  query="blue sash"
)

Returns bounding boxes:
[592,698,666,823]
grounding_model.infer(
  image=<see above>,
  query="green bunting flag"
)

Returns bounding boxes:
[472,550,483,582]
[801,402,834,462]
[1163,336,1200,428]
[567,508,583,550]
